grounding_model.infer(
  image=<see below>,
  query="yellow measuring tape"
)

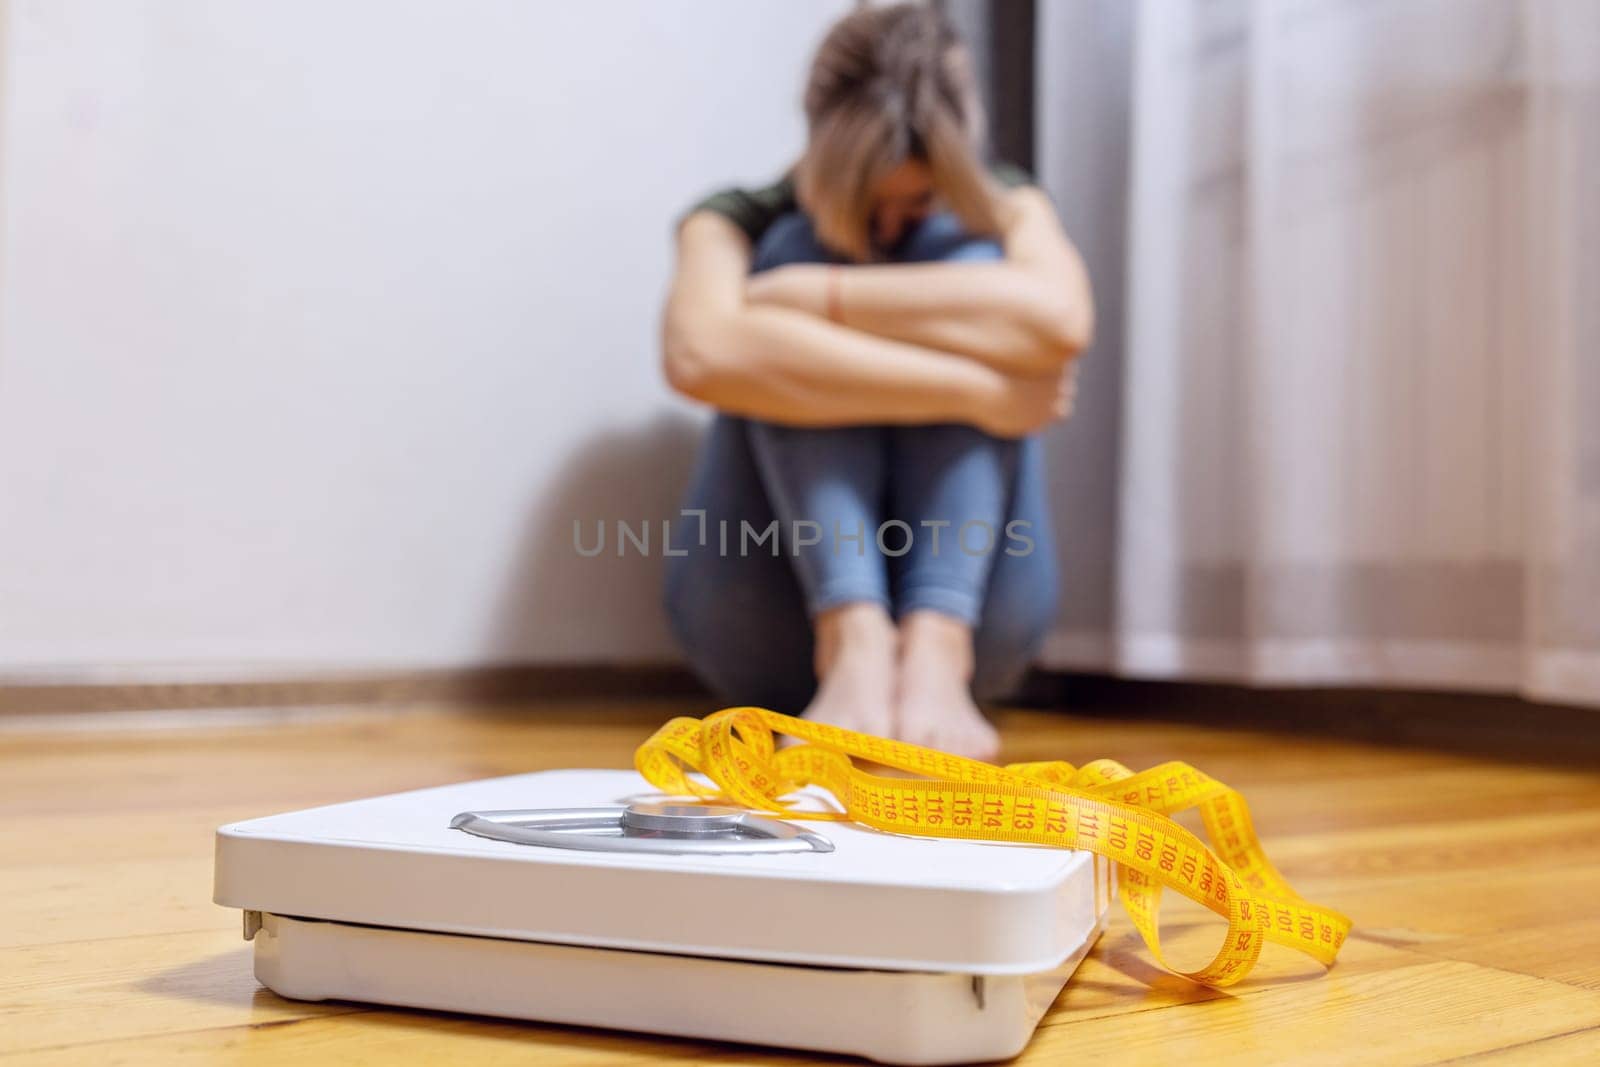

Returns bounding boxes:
[635,706,1350,988]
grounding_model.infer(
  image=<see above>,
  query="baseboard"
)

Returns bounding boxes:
[1014,671,1600,766]
[0,663,709,716]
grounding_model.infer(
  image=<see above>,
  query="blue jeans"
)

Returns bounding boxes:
[745,213,1019,627]
[664,213,1059,712]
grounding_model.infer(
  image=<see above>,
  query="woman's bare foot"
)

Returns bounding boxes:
[801,603,898,738]
[895,610,1000,761]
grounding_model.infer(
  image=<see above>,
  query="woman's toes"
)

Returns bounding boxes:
[955,716,1001,762]
[899,716,942,751]
[896,675,1000,759]
[801,639,897,738]
[933,718,996,761]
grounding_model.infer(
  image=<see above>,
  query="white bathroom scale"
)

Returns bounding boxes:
[214,768,1113,1065]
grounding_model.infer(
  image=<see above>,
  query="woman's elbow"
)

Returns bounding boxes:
[661,313,733,403]
[1058,307,1096,356]
[1012,271,1093,366]
[1037,293,1095,362]
[1021,310,1092,372]
[662,336,711,401]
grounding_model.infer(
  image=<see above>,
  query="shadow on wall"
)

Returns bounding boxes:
[486,413,706,664]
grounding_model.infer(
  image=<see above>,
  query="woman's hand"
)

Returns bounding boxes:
[745,265,829,318]
[968,362,1080,439]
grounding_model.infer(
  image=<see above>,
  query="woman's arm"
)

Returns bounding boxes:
[745,186,1094,375]
[662,211,1067,437]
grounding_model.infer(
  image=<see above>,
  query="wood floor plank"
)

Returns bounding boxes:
[1262,808,1600,880]
[1235,765,1600,837]
[3,1011,741,1067]
[1023,959,1600,1065]
[1294,863,1600,943]
[0,931,362,1055]
[1036,919,1425,1025]
[1440,1024,1600,1064]
[0,809,261,867]
[1413,918,1600,991]
[1,858,225,950]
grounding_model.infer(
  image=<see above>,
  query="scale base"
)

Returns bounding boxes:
[251,912,1105,1065]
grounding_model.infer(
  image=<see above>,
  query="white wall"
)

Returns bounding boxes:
[0,0,848,680]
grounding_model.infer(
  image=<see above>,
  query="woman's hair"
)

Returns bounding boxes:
[795,2,1000,261]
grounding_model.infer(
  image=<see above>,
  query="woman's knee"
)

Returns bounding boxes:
[897,212,1003,265]
[752,212,837,273]
[971,539,1060,700]
[755,210,1000,272]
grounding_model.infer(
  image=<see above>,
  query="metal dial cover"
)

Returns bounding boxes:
[449,802,834,855]
[620,802,748,836]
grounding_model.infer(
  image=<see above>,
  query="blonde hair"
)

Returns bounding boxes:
[795,3,1000,262]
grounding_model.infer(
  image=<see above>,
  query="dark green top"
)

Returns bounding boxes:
[687,161,1034,245]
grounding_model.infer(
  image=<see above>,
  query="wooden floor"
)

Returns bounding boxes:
[4,697,1600,1065]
